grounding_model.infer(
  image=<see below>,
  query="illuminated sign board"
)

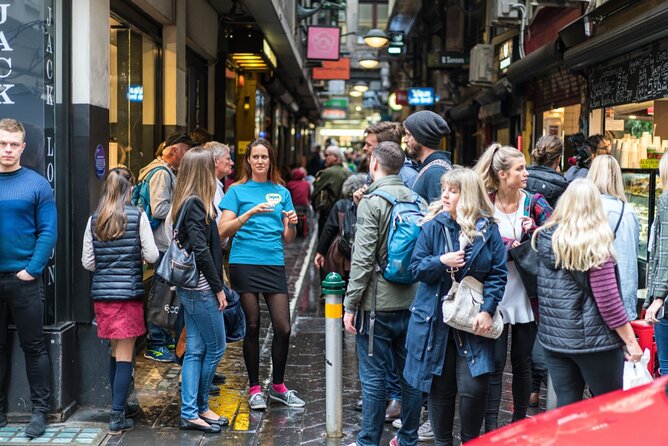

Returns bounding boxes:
[126,85,143,102]
[408,88,435,106]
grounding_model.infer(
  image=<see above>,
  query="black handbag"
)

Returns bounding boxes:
[146,276,180,330]
[155,197,199,288]
[509,241,539,298]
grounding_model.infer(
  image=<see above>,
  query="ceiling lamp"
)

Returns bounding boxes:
[363,28,389,48]
[349,90,363,97]
[228,27,277,72]
[359,56,380,69]
[353,81,369,92]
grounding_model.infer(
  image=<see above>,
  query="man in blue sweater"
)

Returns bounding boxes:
[0,118,57,438]
[403,110,452,204]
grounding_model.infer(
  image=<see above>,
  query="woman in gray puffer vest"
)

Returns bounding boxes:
[82,167,159,434]
[533,179,642,407]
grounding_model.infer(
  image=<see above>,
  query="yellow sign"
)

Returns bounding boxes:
[237,140,250,155]
[640,159,660,169]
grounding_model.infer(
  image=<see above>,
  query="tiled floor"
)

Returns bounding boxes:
[0,425,106,445]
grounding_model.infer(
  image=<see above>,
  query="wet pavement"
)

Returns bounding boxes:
[1,229,548,445]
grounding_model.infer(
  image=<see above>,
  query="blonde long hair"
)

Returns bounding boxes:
[425,168,495,242]
[94,167,133,241]
[587,155,627,202]
[533,179,614,271]
[171,147,217,223]
[474,143,525,192]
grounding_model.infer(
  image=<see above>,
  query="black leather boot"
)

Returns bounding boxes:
[109,409,134,435]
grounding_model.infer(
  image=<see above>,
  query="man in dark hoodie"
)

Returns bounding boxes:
[403,111,452,204]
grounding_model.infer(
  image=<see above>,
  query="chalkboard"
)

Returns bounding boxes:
[589,46,668,108]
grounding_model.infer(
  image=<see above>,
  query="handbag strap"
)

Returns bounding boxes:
[173,196,199,237]
[613,201,625,238]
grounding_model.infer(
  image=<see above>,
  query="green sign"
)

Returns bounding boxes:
[323,97,348,109]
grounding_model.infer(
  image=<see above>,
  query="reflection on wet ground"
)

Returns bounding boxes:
[77,231,545,445]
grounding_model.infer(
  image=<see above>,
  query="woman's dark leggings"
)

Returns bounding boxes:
[429,337,489,445]
[484,322,537,432]
[543,347,624,407]
[240,292,291,386]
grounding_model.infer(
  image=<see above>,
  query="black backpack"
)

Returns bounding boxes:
[337,200,357,259]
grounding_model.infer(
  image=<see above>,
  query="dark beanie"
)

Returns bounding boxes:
[403,111,450,148]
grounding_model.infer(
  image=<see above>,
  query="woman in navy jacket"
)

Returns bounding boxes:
[404,168,507,445]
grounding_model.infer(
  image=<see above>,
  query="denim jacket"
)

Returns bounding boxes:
[601,195,639,319]
[403,213,507,393]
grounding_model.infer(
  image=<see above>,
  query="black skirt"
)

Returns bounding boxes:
[229,264,289,294]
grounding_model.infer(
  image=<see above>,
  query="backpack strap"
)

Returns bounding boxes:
[414,158,451,185]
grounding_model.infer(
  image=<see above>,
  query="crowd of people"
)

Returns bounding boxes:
[311,114,654,446]
[0,110,664,445]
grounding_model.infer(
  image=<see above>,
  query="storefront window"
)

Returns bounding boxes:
[109,16,160,180]
[542,105,581,140]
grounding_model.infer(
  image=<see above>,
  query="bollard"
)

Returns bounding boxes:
[322,272,346,438]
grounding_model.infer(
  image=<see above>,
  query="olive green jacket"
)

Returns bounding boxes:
[343,175,425,313]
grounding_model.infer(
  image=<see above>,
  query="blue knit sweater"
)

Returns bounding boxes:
[0,168,57,276]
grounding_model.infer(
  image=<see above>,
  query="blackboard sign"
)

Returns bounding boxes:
[589,46,668,108]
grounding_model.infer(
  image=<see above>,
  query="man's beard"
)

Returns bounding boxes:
[405,142,421,160]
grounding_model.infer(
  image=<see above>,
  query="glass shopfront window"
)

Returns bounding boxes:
[109,16,161,180]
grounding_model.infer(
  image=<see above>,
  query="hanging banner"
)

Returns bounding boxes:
[306,26,341,60]
[0,2,57,318]
[313,58,351,80]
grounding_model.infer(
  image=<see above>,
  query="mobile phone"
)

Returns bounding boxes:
[657,305,665,320]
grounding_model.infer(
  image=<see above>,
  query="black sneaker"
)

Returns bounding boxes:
[25,412,46,438]
[0,412,7,428]
[209,384,220,396]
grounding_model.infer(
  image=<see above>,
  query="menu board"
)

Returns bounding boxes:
[589,46,668,108]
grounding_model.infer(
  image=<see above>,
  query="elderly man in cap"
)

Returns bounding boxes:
[403,111,452,204]
[311,145,352,238]
[139,131,194,363]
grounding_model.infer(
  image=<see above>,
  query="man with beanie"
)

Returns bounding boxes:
[403,110,452,203]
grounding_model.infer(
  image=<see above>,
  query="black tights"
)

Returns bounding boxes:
[485,322,536,432]
[240,292,292,387]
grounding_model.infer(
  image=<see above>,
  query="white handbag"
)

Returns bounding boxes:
[441,227,503,339]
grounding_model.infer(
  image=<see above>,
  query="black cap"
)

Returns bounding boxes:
[164,131,195,148]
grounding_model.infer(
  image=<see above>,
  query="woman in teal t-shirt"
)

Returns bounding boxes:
[218,139,305,411]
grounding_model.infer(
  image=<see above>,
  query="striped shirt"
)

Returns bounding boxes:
[589,259,629,329]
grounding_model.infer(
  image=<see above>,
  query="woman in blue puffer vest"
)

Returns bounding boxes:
[404,168,507,445]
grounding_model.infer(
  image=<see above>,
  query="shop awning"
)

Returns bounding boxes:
[506,39,561,85]
[561,1,668,70]
[446,101,479,122]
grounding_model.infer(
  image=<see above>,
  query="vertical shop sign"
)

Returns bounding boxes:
[0,2,57,314]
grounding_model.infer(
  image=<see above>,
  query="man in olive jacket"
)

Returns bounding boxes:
[343,141,423,446]
[311,146,351,237]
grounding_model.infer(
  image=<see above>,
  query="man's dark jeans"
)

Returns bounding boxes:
[355,309,421,446]
[0,273,51,414]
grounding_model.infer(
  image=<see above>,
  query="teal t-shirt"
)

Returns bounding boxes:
[219,180,295,266]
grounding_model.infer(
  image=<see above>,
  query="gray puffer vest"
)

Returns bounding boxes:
[535,226,623,354]
[90,206,144,301]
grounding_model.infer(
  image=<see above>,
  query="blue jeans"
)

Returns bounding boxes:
[178,288,226,419]
[654,318,668,376]
[355,310,421,446]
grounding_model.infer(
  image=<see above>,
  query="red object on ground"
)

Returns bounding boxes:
[468,375,668,446]
[631,320,657,377]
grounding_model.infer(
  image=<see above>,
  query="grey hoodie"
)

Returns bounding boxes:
[138,158,176,252]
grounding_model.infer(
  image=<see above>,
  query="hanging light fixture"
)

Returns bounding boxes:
[359,56,380,69]
[349,90,363,97]
[363,28,389,48]
[353,81,369,92]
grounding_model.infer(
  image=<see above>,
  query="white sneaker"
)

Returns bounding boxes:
[248,392,267,410]
[418,419,434,442]
[392,418,402,429]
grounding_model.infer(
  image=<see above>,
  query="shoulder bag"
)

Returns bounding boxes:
[509,193,541,298]
[155,196,200,289]
[441,226,503,339]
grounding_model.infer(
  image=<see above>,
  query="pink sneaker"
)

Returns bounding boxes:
[389,436,399,446]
